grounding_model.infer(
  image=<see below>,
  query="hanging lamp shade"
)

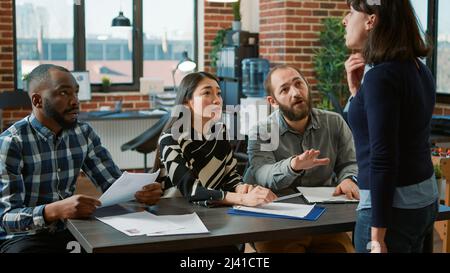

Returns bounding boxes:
[112,11,131,27]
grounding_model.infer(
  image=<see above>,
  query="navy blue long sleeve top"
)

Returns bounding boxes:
[348,59,436,227]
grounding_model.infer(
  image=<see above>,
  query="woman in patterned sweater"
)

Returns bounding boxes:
[155,72,276,207]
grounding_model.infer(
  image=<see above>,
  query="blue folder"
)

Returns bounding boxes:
[227,205,326,221]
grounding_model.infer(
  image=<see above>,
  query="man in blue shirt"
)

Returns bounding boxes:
[0,64,162,253]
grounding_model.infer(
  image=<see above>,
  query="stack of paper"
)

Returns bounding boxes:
[228,202,325,221]
[97,211,209,237]
[297,187,359,203]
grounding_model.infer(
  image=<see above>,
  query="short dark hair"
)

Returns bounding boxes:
[27,64,70,93]
[347,0,431,64]
[264,64,311,97]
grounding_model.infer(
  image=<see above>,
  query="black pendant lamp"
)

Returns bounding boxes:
[112,11,131,27]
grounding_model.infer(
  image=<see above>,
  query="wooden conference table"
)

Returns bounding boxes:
[68,195,358,253]
[67,193,450,253]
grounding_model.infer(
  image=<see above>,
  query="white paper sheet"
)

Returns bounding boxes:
[146,213,209,236]
[233,203,315,218]
[96,211,183,236]
[99,170,160,208]
[297,186,359,203]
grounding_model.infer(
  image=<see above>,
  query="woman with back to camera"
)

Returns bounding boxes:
[343,0,439,253]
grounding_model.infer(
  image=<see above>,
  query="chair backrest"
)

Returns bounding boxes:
[120,112,171,154]
[0,91,32,132]
[0,91,32,109]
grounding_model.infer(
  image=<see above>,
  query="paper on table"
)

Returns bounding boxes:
[233,202,315,218]
[146,213,209,236]
[99,170,160,208]
[96,211,183,236]
[297,186,359,203]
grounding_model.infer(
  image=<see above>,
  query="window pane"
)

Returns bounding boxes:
[143,0,195,87]
[410,0,428,33]
[85,0,133,84]
[437,0,450,94]
[15,0,74,89]
[410,0,428,65]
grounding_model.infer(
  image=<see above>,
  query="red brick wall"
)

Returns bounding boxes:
[203,0,234,73]
[259,0,348,100]
[0,0,13,92]
[0,0,17,130]
[79,94,149,112]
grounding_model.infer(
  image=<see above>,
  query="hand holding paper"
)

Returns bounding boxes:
[135,182,163,205]
[99,170,160,208]
[297,186,359,203]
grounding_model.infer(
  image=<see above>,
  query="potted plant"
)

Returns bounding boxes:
[313,17,349,115]
[101,76,111,92]
[232,0,241,31]
[210,28,229,71]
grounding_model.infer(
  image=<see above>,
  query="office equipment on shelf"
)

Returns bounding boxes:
[216,31,259,108]
[297,187,359,204]
[154,92,176,111]
[224,30,258,47]
[242,58,270,98]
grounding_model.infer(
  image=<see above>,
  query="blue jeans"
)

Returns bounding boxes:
[354,201,438,253]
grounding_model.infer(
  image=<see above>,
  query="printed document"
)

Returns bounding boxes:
[97,211,182,236]
[99,170,160,207]
[297,186,359,203]
[146,213,209,236]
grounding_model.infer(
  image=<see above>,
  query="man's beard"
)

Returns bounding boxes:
[43,99,78,129]
[277,98,311,122]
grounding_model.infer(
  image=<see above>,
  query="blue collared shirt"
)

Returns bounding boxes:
[0,114,121,240]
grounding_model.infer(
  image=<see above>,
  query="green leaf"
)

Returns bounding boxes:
[313,17,350,111]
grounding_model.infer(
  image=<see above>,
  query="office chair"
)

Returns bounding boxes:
[0,91,32,132]
[121,111,171,172]
[231,139,249,176]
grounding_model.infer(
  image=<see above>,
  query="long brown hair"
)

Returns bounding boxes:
[347,0,431,64]
[152,71,220,172]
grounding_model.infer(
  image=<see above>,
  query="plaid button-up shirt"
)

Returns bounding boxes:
[0,114,122,240]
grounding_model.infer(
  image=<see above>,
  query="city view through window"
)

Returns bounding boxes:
[15,0,194,88]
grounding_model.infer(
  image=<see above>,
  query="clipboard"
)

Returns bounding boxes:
[227,205,326,221]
